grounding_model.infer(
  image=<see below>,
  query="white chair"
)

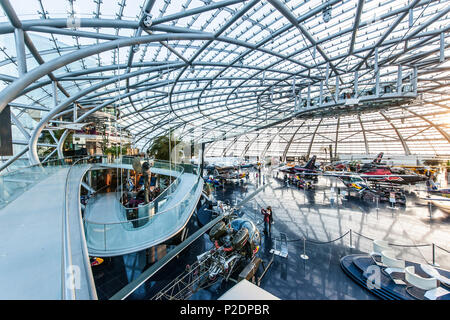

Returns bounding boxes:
[381,250,405,274]
[371,240,390,255]
[405,266,438,291]
[420,264,450,287]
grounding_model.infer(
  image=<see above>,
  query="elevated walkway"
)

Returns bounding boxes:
[84,163,203,257]
[0,162,96,299]
[0,157,201,299]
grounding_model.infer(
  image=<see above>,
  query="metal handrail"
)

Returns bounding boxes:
[0,155,85,176]
[62,156,91,300]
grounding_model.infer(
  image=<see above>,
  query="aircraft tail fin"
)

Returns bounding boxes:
[427,179,438,191]
[373,152,384,164]
[304,155,316,170]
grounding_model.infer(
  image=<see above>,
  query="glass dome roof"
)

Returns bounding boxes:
[0,0,449,159]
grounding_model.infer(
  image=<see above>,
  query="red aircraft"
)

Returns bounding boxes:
[356,153,428,185]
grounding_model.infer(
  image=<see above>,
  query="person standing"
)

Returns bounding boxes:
[132,153,144,186]
[267,206,273,230]
[261,207,271,235]
[142,161,151,204]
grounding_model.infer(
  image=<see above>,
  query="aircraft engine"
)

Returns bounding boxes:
[209,221,227,241]
[231,227,249,251]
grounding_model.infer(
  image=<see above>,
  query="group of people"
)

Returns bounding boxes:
[120,186,162,209]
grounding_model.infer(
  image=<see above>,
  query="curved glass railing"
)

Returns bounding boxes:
[1,154,202,255]
[117,167,184,228]
[0,156,87,209]
[97,159,186,228]
[83,164,203,255]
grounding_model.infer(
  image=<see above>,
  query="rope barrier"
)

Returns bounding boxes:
[388,243,431,248]
[268,228,447,255]
[435,244,450,254]
[351,230,374,241]
[251,173,449,260]
[304,231,350,244]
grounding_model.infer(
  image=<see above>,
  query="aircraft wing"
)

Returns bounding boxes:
[320,172,425,179]
[358,174,423,178]
[216,165,236,172]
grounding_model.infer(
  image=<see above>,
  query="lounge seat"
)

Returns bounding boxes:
[370,240,390,265]
[381,250,405,275]
[404,266,449,300]
[405,266,438,291]
[420,264,450,288]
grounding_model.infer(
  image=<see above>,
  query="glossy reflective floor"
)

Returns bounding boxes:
[91,171,450,300]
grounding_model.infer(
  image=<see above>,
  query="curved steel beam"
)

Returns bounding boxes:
[306,118,323,159]
[402,108,450,143]
[221,137,238,157]
[357,114,370,154]
[334,116,340,158]
[379,111,411,155]
[282,120,306,162]
[260,120,293,158]
[240,133,259,158]
[27,64,183,164]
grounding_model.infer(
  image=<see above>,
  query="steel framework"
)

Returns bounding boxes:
[0,0,449,171]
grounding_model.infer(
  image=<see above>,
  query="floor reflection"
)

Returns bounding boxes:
[91,172,449,300]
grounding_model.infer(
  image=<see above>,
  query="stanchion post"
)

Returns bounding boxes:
[433,243,435,266]
[432,243,437,266]
[428,201,432,219]
[300,237,309,260]
[349,229,353,249]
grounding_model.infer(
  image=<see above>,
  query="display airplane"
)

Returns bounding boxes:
[327,153,428,185]
[278,155,319,177]
[328,152,384,171]
[426,180,450,197]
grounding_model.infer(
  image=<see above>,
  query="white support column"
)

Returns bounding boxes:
[354,71,358,98]
[14,28,27,76]
[319,81,323,105]
[397,65,402,93]
[408,8,413,28]
[413,67,417,93]
[375,47,380,97]
[73,103,77,121]
[307,84,311,107]
[10,111,30,139]
[298,88,302,110]
[292,75,296,111]
[292,75,296,95]
[335,76,339,101]
[440,32,445,63]
[53,81,58,107]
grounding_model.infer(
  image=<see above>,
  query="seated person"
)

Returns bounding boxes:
[137,175,145,190]
[136,189,145,201]
[150,174,157,187]
[120,192,129,207]
[128,195,142,208]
